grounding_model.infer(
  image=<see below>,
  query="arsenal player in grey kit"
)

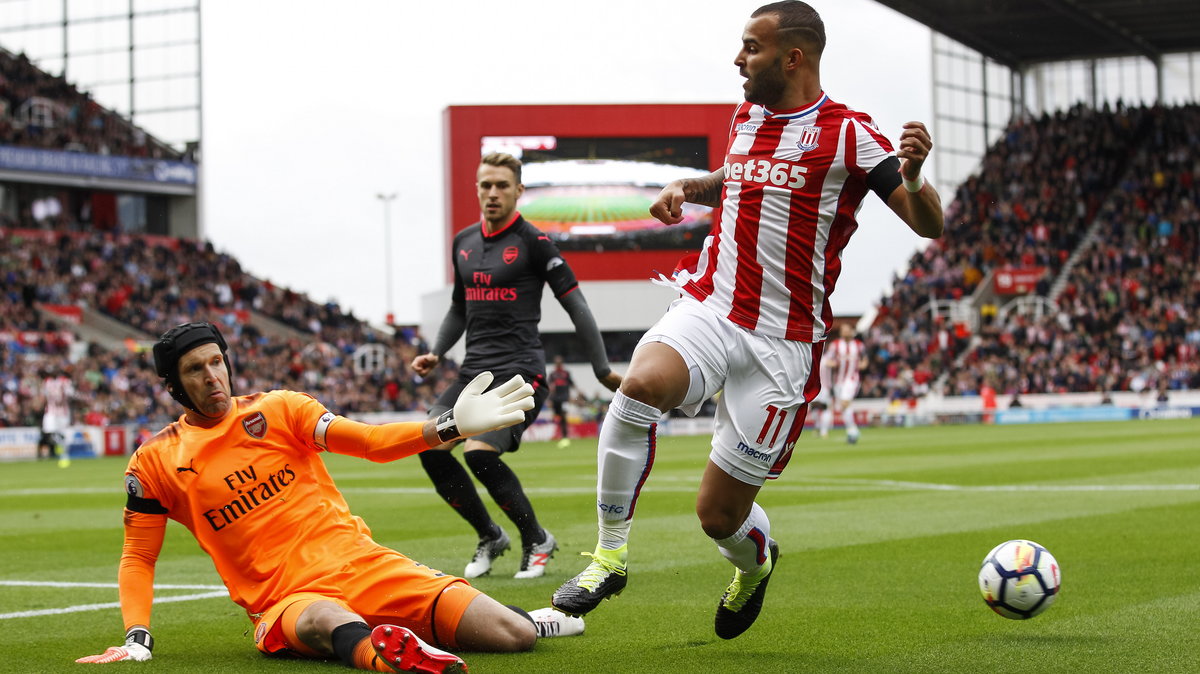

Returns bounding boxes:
[412,152,622,580]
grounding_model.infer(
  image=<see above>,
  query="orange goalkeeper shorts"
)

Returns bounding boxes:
[252,547,480,656]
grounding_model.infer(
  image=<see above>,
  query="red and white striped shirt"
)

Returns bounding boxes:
[677,94,895,342]
[42,376,74,419]
[829,337,865,388]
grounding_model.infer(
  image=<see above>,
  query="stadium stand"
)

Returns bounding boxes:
[0,47,178,159]
[1,227,451,428]
[860,102,1199,403]
[0,48,458,439]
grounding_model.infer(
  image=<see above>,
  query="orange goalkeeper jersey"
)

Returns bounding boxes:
[124,390,395,617]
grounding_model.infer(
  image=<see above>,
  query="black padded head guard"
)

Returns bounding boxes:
[152,322,232,412]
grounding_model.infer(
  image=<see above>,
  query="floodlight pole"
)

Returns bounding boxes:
[376,192,398,325]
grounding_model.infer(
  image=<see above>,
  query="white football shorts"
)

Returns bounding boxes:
[833,379,859,404]
[637,297,823,486]
[41,412,70,434]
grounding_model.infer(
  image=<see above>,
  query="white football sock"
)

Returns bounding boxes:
[715,502,772,574]
[843,406,859,434]
[596,390,663,551]
[819,408,833,436]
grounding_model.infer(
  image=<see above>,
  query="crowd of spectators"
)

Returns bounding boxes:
[0,48,178,159]
[955,104,1199,398]
[860,102,1199,401]
[1,227,457,430]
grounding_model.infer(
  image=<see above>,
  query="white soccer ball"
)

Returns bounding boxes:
[978,539,1061,619]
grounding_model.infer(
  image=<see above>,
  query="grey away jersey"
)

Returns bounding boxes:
[449,214,578,376]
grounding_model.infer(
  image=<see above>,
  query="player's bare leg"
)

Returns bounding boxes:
[453,594,537,652]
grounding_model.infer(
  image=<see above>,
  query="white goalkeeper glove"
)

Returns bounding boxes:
[76,627,153,663]
[435,372,535,442]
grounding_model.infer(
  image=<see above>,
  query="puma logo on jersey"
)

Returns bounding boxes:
[176,460,198,475]
[459,249,473,260]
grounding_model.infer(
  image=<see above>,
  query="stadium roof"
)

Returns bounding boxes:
[872,0,1199,69]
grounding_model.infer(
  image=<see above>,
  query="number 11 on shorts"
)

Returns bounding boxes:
[756,405,790,447]
[756,404,806,458]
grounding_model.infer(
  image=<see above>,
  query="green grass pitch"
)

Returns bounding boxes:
[2,418,1198,673]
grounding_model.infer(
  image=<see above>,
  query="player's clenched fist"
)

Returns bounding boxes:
[649,181,688,225]
[76,628,153,663]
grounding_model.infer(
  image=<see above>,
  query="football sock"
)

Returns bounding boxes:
[715,502,772,575]
[819,408,833,435]
[592,543,628,566]
[465,450,545,547]
[331,621,389,672]
[598,518,632,553]
[419,450,497,539]
[596,390,662,551]
[843,407,859,435]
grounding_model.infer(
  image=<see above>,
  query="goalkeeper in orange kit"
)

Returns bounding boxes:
[76,322,582,672]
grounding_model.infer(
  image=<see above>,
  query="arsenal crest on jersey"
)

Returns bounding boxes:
[503,246,519,264]
[242,412,268,439]
[796,125,822,152]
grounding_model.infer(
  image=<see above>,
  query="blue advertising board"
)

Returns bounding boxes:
[0,145,196,185]
[994,406,1134,425]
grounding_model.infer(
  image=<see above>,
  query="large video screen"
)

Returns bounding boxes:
[444,104,734,281]
[482,135,713,252]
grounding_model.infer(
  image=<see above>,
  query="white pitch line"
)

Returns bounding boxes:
[0,581,228,620]
[342,481,1200,495]
[787,478,1200,492]
[0,591,227,620]
[0,487,114,496]
[3,481,1197,500]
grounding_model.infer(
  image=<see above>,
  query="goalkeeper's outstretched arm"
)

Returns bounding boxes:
[324,371,535,463]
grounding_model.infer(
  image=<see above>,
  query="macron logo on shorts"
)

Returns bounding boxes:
[736,442,772,464]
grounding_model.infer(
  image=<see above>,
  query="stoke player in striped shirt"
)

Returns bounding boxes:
[820,322,868,443]
[554,0,943,639]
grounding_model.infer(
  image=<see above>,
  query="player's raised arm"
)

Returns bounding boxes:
[885,121,944,239]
